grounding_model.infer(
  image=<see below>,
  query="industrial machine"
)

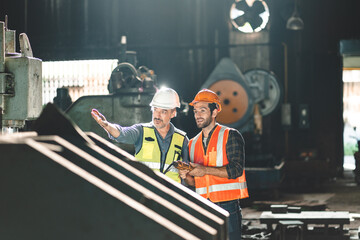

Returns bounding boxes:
[65,37,158,153]
[200,58,284,195]
[0,17,42,134]
[200,58,282,132]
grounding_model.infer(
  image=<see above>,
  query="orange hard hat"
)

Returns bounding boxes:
[189,89,222,112]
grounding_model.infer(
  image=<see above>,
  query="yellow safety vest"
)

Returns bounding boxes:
[135,125,185,182]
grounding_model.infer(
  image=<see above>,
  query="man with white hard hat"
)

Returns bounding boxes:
[91,87,189,182]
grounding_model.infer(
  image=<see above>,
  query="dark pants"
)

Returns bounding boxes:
[215,199,242,240]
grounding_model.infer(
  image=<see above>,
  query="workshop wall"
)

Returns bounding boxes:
[2,0,360,179]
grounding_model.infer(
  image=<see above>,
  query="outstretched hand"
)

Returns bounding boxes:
[91,109,108,128]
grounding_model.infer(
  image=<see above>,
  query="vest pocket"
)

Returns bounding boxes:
[208,149,217,166]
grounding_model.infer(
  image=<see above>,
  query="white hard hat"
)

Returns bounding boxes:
[150,87,180,109]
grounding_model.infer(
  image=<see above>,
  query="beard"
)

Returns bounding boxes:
[196,117,212,129]
[153,118,166,129]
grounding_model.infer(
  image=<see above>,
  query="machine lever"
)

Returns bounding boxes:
[19,33,33,57]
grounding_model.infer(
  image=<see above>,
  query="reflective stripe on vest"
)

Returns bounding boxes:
[189,125,249,202]
[140,161,179,173]
[189,133,200,163]
[135,126,184,182]
[216,127,226,166]
[196,181,248,195]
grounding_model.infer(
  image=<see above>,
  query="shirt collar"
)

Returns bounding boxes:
[150,121,175,140]
[202,123,218,140]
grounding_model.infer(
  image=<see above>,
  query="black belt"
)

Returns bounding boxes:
[213,199,239,206]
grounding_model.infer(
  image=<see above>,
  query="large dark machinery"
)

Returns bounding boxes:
[0,18,42,134]
[200,58,284,195]
[66,37,158,153]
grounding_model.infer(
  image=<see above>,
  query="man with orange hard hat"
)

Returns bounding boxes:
[179,88,249,240]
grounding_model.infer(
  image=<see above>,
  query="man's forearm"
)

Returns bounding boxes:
[205,166,229,178]
[189,164,229,179]
[103,123,121,138]
[184,166,230,186]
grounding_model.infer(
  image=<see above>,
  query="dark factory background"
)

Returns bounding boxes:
[1,0,360,183]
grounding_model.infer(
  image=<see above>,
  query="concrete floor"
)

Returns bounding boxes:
[242,169,360,239]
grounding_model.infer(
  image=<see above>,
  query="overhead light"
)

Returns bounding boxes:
[286,0,304,30]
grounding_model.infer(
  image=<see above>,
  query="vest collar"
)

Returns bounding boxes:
[148,121,175,140]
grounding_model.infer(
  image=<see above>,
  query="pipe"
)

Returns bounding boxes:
[0,21,5,72]
[0,107,2,133]
[282,42,289,158]
[282,42,288,103]
[0,21,5,123]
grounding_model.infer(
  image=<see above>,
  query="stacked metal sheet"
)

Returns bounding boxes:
[0,104,228,240]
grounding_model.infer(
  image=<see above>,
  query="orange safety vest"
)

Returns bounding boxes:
[189,125,249,203]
